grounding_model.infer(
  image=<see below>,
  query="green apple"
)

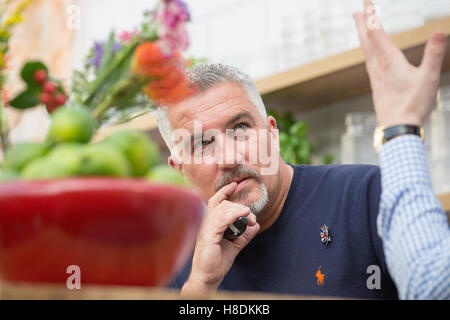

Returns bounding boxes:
[146,165,190,188]
[104,129,161,176]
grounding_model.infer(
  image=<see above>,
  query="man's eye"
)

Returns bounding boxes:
[235,123,248,131]
[194,139,212,150]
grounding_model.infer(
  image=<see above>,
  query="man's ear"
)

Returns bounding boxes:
[266,115,277,130]
[266,115,280,153]
[168,156,182,173]
[266,115,279,140]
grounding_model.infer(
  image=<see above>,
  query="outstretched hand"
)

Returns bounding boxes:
[353,0,448,127]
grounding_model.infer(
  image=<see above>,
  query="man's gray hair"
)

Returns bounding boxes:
[155,63,267,150]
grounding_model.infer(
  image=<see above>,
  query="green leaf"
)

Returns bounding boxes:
[284,149,296,164]
[71,70,90,103]
[296,140,312,164]
[83,39,138,106]
[140,19,159,41]
[322,154,334,165]
[9,88,40,109]
[282,145,296,163]
[290,136,300,147]
[112,77,149,109]
[281,112,295,132]
[290,122,308,138]
[21,61,48,87]
[98,32,116,74]
[279,132,290,146]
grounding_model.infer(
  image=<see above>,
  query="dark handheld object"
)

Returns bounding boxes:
[224,216,248,241]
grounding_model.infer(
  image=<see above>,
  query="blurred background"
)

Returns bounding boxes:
[2,0,450,194]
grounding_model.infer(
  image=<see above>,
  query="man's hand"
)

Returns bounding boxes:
[181,182,260,296]
[353,0,448,127]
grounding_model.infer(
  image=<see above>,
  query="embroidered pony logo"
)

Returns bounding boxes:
[316,266,325,286]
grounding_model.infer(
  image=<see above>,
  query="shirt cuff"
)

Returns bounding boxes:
[378,134,432,190]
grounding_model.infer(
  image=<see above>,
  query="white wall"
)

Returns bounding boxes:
[71,0,450,78]
[71,0,158,71]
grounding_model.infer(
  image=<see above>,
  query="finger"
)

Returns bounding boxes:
[212,206,252,234]
[361,0,403,60]
[222,223,260,253]
[219,202,256,225]
[421,31,448,74]
[207,182,238,208]
[353,9,382,61]
[219,200,249,211]
[198,204,250,243]
[246,212,257,226]
[353,12,371,58]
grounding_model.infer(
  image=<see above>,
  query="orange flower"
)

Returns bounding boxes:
[131,41,196,105]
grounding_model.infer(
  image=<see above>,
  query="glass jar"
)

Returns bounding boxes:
[320,0,361,57]
[279,0,323,70]
[431,87,450,194]
[340,112,378,165]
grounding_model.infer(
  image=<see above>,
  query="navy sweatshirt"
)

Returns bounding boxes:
[168,164,399,299]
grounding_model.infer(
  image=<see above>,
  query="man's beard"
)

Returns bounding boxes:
[215,166,269,214]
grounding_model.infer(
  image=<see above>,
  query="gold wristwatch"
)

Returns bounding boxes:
[373,125,424,153]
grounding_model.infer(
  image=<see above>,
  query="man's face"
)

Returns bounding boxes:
[167,82,279,213]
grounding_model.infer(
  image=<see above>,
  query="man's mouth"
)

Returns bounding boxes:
[232,176,250,184]
[233,177,252,193]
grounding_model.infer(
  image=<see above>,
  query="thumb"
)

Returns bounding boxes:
[421,31,447,74]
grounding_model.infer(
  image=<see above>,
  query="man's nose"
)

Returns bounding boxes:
[216,134,245,169]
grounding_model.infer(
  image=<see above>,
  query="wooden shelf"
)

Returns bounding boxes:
[257,16,450,112]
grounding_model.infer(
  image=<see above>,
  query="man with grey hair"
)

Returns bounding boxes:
[157,0,447,300]
[156,63,272,214]
[159,61,401,299]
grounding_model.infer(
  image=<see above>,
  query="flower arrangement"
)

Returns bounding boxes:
[0,0,196,184]
[8,0,195,122]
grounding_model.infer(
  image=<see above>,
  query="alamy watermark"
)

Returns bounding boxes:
[366,265,381,290]
[66,264,81,290]
[169,121,280,175]
[66,5,81,30]
[366,4,382,30]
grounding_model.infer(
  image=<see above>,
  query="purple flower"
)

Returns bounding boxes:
[87,41,122,69]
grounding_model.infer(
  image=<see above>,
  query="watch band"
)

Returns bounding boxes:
[383,125,423,142]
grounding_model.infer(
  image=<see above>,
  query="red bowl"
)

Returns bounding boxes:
[0,178,203,287]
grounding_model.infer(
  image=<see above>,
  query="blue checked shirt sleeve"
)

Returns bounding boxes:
[378,134,450,300]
